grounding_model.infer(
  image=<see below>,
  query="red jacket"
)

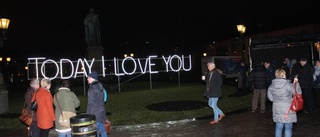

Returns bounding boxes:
[31,87,55,129]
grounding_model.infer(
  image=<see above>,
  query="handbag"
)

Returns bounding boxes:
[104,118,111,134]
[19,103,33,126]
[285,82,303,119]
[59,111,76,127]
[55,94,76,127]
[30,90,38,111]
[290,82,303,112]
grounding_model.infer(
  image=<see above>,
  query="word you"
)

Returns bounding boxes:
[28,54,192,80]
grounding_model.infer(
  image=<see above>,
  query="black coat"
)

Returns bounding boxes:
[249,66,268,89]
[86,80,106,123]
[203,69,223,98]
[298,64,314,89]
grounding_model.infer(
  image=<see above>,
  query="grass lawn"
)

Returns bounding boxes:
[0,81,252,129]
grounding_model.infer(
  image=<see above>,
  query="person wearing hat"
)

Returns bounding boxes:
[86,71,108,137]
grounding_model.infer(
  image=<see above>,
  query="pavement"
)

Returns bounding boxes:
[4,102,320,137]
[104,103,320,137]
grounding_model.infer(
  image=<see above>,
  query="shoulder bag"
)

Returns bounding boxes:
[19,102,33,126]
[55,94,76,127]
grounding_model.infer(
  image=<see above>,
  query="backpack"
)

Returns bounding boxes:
[103,88,107,103]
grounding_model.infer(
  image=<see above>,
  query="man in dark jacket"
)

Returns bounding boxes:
[201,61,224,125]
[264,61,275,88]
[298,58,315,113]
[238,61,248,91]
[87,71,108,137]
[249,64,268,113]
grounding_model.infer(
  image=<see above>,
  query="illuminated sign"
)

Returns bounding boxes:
[27,54,192,80]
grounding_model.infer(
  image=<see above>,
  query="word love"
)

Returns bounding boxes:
[28,54,192,80]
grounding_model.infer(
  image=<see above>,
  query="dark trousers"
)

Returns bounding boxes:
[302,87,315,111]
[39,128,50,137]
[30,121,40,137]
[314,88,320,109]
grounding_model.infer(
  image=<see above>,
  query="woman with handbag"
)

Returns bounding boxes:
[53,80,80,137]
[267,69,302,137]
[24,78,40,137]
[32,78,55,137]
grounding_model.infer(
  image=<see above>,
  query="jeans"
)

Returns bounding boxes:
[275,122,293,137]
[208,97,223,121]
[57,131,71,137]
[96,122,108,137]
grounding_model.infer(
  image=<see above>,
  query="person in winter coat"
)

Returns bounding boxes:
[24,78,40,137]
[267,69,302,137]
[298,58,315,113]
[86,71,107,137]
[31,78,55,137]
[249,64,268,113]
[238,61,248,91]
[201,61,224,125]
[313,60,320,110]
[54,80,80,137]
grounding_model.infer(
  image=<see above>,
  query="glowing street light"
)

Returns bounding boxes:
[203,53,207,57]
[237,24,246,62]
[6,57,10,62]
[0,18,10,47]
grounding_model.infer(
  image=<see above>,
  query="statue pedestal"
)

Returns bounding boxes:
[87,46,104,74]
[0,89,9,114]
[0,72,9,114]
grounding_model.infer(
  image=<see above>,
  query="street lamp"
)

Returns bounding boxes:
[0,18,10,47]
[237,24,246,62]
[315,40,320,60]
[0,17,10,114]
[203,52,207,57]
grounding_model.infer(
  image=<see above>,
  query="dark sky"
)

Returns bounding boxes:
[0,1,319,60]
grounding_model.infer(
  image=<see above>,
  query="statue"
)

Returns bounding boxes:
[84,8,101,46]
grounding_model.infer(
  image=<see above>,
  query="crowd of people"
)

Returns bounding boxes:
[24,71,108,137]
[204,57,320,137]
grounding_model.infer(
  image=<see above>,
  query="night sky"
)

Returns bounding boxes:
[0,1,319,61]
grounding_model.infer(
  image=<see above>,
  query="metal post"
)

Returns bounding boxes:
[116,58,121,92]
[178,71,180,87]
[83,74,86,96]
[149,72,152,89]
[240,34,245,62]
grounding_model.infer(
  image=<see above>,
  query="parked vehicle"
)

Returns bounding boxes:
[201,56,241,80]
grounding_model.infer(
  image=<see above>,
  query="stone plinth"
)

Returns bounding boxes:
[87,46,104,74]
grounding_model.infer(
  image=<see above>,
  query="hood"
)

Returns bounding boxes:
[271,78,290,89]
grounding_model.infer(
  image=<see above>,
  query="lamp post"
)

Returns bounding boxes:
[0,17,10,114]
[315,41,320,60]
[237,24,246,62]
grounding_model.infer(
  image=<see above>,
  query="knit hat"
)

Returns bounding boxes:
[88,71,98,80]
